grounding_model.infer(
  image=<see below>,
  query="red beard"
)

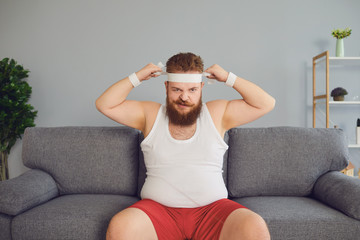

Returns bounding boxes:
[166,96,202,126]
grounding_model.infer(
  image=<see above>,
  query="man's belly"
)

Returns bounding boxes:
[140,165,228,208]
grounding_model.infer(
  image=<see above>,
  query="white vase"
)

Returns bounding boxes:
[336,39,344,57]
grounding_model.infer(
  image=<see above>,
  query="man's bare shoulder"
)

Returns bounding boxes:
[142,101,162,123]
[205,100,229,137]
[142,101,162,110]
[206,100,228,113]
[142,101,162,137]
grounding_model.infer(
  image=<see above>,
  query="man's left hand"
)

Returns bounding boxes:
[204,64,229,83]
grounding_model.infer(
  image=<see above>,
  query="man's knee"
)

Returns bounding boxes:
[220,209,270,240]
[243,211,270,239]
[106,210,132,240]
[106,208,157,240]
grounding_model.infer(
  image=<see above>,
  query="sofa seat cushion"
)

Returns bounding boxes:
[12,194,140,240]
[232,196,360,240]
[0,213,12,240]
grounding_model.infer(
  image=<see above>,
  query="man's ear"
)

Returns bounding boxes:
[165,81,169,94]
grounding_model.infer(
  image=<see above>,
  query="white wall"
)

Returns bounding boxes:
[1,0,360,178]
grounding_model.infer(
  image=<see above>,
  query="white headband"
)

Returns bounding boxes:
[155,62,215,84]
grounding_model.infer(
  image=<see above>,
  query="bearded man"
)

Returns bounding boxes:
[96,52,275,240]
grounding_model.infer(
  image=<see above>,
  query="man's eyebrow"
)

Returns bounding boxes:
[171,87,182,90]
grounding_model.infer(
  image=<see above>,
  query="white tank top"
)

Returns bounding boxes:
[140,104,229,208]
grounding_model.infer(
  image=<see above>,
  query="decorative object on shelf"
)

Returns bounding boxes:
[331,27,352,57]
[0,58,37,181]
[330,87,348,101]
[341,161,354,176]
[357,118,360,145]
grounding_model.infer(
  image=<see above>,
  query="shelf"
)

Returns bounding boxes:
[315,56,360,66]
[329,101,360,105]
[349,144,360,148]
[329,56,360,60]
[314,99,360,105]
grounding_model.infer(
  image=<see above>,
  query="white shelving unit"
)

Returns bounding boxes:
[312,51,360,149]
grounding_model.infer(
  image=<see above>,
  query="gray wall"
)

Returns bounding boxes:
[1,0,360,178]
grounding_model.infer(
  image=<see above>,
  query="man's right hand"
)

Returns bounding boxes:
[136,63,163,82]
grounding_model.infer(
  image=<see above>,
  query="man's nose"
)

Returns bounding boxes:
[180,92,189,101]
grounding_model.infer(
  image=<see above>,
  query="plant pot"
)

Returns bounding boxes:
[0,151,9,181]
[336,39,344,57]
[333,95,345,101]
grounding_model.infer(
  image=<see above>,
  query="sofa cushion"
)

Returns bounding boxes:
[137,134,146,197]
[12,194,140,240]
[0,169,58,215]
[227,127,349,197]
[233,196,360,240]
[313,171,360,220]
[0,213,12,240]
[23,127,141,195]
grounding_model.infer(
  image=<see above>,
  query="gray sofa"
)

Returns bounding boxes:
[1,126,360,240]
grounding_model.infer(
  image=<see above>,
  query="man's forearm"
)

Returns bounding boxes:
[232,76,276,111]
[95,77,134,112]
[95,63,162,113]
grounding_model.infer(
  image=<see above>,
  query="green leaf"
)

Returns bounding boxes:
[0,58,37,153]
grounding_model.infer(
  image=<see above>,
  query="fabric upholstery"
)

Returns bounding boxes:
[233,196,360,240]
[0,169,58,215]
[227,127,349,198]
[313,171,360,220]
[22,127,141,195]
[222,131,229,186]
[0,126,358,240]
[137,133,146,197]
[12,194,139,240]
[0,213,12,240]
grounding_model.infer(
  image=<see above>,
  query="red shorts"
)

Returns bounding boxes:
[129,198,247,240]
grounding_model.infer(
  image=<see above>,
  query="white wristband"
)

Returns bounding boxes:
[225,72,237,87]
[128,73,141,87]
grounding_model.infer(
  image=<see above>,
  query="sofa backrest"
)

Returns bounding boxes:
[23,126,348,198]
[226,127,349,198]
[23,127,142,196]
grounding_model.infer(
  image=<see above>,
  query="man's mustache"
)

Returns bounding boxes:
[174,99,194,107]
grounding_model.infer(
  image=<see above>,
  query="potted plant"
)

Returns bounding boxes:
[331,87,348,101]
[0,58,37,181]
[331,27,352,57]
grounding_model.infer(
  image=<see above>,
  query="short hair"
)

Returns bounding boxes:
[166,52,204,73]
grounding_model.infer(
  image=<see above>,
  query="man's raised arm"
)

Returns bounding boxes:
[205,64,276,132]
[95,63,162,132]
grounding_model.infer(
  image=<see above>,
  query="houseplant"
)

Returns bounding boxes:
[331,27,352,57]
[0,58,37,181]
[331,87,348,101]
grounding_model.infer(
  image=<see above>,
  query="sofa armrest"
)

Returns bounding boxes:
[313,171,360,220]
[0,169,59,216]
